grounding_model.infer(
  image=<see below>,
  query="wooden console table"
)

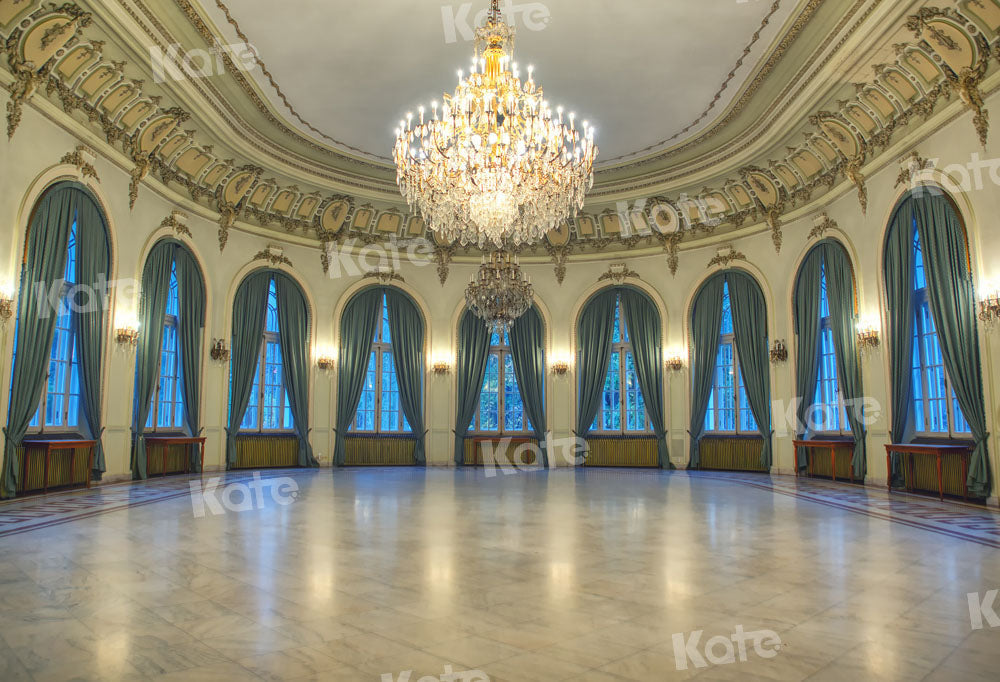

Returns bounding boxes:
[19,438,97,494]
[884,443,972,501]
[793,439,857,483]
[143,435,206,477]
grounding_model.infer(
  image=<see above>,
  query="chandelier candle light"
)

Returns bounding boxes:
[393,0,598,248]
[465,251,534,333]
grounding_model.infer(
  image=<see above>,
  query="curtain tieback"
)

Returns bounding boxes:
[1,426,19,447]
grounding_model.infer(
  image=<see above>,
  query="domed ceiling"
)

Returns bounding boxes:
[3,0,996,274]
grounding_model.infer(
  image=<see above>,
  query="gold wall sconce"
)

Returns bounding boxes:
[769,340,788,364]
[979,290,1000,328]
[0,291,13,323]
[665,355,685,373]
[210,339,230,363]
[115,326,139,348]
[550,360,570,376]
[316,356,336,372]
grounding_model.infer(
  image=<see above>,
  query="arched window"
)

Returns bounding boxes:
[27,219,81,431]
[352,293,412,433]
[469,329,531,434]
[704,281,758,435]
[812,265,848,433]
[911,226,971,437]
[240,278,294,432]
[589,296,651,434]
[146,263,183,430]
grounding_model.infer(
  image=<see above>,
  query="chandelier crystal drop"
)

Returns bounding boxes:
[393,0,598,249]
[465,251,534,333]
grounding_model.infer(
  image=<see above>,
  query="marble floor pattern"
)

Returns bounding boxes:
[0,468,998,681]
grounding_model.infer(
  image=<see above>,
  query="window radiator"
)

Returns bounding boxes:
[699,437,768,472]
[343,435,415,465]
[463,438,539,466]
[233,435,299,469]
[902,452,972,499]
[583,437,658,467]
[10,445,90,494]
[144,444,189,476]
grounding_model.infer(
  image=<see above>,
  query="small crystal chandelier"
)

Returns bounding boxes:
[465,252,534,333]
[393,0,598,249]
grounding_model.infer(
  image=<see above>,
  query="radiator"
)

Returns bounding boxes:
[463,438,539,466]
[699,437,768,472]
[583,437,658,467]
[343,436,415,465]
[901,452,971,498]
[14,446,90,493]
[800,445,856,480]
[233,435,299,469]
[144,444,190,476]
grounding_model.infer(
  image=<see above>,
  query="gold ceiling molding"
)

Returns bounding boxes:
[252,244,292,267]
[894,151,934,188]
[808,213,837,241]
[598,263,640,284]
[362,267,404,284]
[708,247,748,270]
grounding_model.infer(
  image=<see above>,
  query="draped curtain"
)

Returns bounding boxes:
[454,309,492,464]
[508,305,548,467]
[174,247,205,472]
[618,288,669,468]
[792,249,823,471]
[385,288,427,464]
[334,288,383,466]
[912,194,990,498]
[131,243,174,479]
[574,289,618,446]
[727,270,774,469]
[822,242,867,479]
[883,199,917,484]
[71,195,111,481]
[687,277,726,469]
[225,271,271,468]
[2,185,75,498]
[274,273,318,468]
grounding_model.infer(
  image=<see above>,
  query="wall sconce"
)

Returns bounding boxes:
[0,284,14,324]
[550,361,570,376]
[115,326,139,348]
[316,355,335,371]
[769,339,788,364]
[210,339,230,363]
[665,355,685,373]
[979,288,1000,328]
[857,316,881,353]
[431,361,451,375]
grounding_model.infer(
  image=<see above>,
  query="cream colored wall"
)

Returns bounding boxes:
[1,85,998,505]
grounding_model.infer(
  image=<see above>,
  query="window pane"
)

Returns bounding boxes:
[712,342,735,432]
[720,282,734,336]
[813,323,842,433]
[240,359,260,430]
[265,278,279,334]
[380,351,402,432]
[478,354,500,432]
[601,352,621,431]
[353,352,377,431]
[262,341,284,430]
[624,352,646,432]
[503,353,525,432]
[381,293,391,343]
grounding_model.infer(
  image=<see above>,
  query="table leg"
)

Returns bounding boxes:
[886,452,892,494]
[936,453,944,501]
[86,445,93,489]
[200,442,205,474]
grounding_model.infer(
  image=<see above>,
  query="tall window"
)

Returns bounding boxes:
[240,279,294,432]
[146,263,184,431]
[811,265,849,434]
[911,227,971,437]
[352,293,412,433]
[704,282,758,434]
[28,220,81,431]
[591,296,651,434]
[469,330,532,434]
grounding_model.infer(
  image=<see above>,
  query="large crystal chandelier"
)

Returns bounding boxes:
[465,252,534,333]
[393,0,598,249]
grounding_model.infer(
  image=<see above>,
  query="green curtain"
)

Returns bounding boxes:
[508,305,548,467]
[454,308,492,464]
[688,276,726,469]
[174,247,205,472]
[274,273,318,468]
[226,271,271,469]
[727,271,773,469]
[822,241,867,479]
[334,288,383,466]
[131,242,173,480]
[72,194,111,481]
[2,185,75,498]
[913,195,991,498]
[619,288,669,468]
[883,200,916,484]
[792,249,823,470]
[575,289,619,446]
[385,289,426,464]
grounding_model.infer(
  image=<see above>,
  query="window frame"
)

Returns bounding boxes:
[811,266,850,437]
[349,294,412,435]
[469,331,533,436]
[704,283,759,436]
[145,266,185,434]
[239,279,295,434]
[590,297,653,436]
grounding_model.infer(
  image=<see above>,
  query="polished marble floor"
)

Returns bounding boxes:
[0,468,998,681]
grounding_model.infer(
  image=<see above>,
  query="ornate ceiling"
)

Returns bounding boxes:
[2,0,999,279]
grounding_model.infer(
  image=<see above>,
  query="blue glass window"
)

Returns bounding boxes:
[590,296,651,434]
[147,264,185,430]
[704,282,760,434]
[811,265,849,433]
[239,278,294,431]
[352,293,412,433]
[470,329,533,434]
